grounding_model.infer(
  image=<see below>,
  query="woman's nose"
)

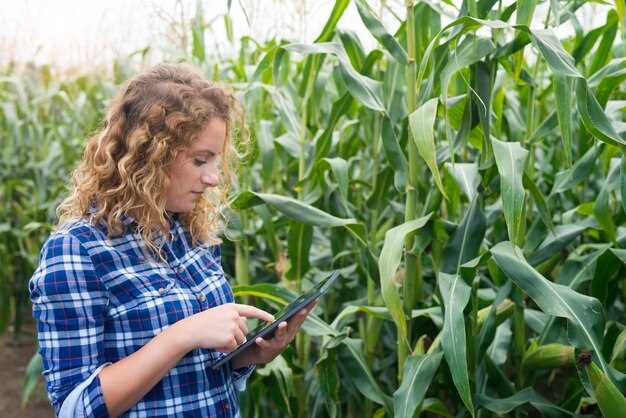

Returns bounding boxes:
[201,172,219,187]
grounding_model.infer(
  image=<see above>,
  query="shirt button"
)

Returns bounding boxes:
[176,265,185,273]
[158,287,166,294]
[198,293,206,302]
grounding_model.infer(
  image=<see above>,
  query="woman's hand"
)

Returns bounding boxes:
[174,303,274,352]
[231,300,318,369]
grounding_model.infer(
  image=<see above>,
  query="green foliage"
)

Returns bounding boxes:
[4,0,626,416]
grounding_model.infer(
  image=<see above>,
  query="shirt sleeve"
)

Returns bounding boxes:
[28,232,111,418]
[230,362,255,392]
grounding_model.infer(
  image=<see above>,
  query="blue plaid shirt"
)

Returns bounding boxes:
[29,213,254,417]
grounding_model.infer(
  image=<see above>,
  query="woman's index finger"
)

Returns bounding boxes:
[233,303,274,321]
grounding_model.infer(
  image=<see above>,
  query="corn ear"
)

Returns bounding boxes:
[578,352,626,418]
[477,298,515,329]
[522,343,575,372]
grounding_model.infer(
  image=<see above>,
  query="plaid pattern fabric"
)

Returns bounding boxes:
[29,213,254,418]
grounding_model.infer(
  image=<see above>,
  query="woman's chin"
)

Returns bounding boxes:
[165,202,194,214]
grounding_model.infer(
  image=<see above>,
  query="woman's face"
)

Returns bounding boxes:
[164,118,226,213]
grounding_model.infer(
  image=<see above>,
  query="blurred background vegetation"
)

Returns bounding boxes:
[2,0,626,417]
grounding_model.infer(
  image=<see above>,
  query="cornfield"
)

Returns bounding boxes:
[2,0,626,417]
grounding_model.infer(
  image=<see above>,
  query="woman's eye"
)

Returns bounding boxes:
[193,159,208,166]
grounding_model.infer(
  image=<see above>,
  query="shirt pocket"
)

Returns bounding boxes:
[193,249,234,306]
[102,255,177,319]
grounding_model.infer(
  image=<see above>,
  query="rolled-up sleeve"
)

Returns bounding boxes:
[230,363,255,392]
[29,232,111,417]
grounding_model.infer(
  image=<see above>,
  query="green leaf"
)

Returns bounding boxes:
[393,352,444,418]
[341,338,393,411]
[554,76,573,166]
[477,387,581,416]
[516,0,537,27]
[378,215,432,343]
[579,356,626,418]
[338,29,366,70]
[438,272,475,416]
[442,196,486,274]
[588,10,618,76]
[256,355,293,414]
[593,159,621,241]
[622,155,626,215]
[529,29,581,78]
[617,0,626,36]
[318,157,350,202]
[231,191,356,228]
[487,320,513,366]
[315,93,352,160]
[248,83,300,137]
[421,398,452,418]
[355,0,408,65]
[409,98,446,197]
[491,241,610,377]
[257,120,275,183]
[523,173,553,232]
[575,78,626,149]
[284,43,385,111]
[313,0,350,42]
[382,115,408,187]
[440,37,495,101]
[528,223,588,266]
[551,143,603,195]
[491,138,529,246]
[285,221,313,281]
[445,162,480,201]
[191,2,206,63]
[21,353,42,408]
[224,14,234,43]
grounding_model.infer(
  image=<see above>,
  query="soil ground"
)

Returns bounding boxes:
[0,316,55,418]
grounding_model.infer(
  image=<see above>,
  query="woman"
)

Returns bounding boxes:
[28,62,316,418]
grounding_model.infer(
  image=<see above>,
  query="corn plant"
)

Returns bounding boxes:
[4,0,626,417]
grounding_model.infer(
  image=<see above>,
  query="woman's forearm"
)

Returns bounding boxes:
[98,322,193,418]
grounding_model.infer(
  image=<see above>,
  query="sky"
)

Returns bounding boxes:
[0,0,613,72]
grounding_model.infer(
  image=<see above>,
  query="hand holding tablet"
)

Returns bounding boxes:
[211,271,340,370]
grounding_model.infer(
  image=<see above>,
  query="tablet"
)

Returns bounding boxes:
[211,270,340,370]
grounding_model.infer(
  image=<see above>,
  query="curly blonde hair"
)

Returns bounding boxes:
[57,62,245,257]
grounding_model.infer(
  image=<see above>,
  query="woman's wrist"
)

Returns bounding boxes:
[231,349,256,369]
[167,318,197,354]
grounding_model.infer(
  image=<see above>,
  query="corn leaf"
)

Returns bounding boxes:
[378,215,432,344]
[284,43,385,112]
[409,98,446,197]
[579,356,626,418]
[445,162,480,201]
[393,351,443,418]
[492,138,528,246]
[438,272,474,415]
[593,159,621,242]
[341,338,393,411]
[313,0,350,43]
[622,155,626,215]
[442,196,486,274]
[477,387,581,417]
[491,241,610,377]
[285,221,312,281]
[354,0,407,65]
[527,223,588,266]
[551,143,603,195]
[554,75,573,166]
